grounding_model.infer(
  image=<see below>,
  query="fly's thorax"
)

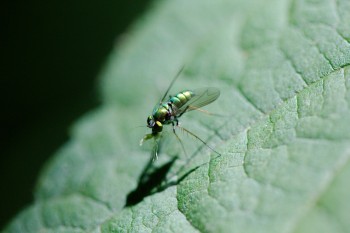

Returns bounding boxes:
[170,90,194,109]
[153,104,169,122]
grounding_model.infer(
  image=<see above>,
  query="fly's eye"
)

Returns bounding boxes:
[147,116,154,127]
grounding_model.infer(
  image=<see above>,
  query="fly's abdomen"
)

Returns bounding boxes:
[170,90,194,109]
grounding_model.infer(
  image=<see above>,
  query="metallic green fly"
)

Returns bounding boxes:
[140,67,221,161]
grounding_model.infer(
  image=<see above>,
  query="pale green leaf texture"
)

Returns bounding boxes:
[4,0,350,232]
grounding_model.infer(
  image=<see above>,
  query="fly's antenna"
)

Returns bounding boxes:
[160,66,185,103]
[132,125,148,131]
[177,125,221,157]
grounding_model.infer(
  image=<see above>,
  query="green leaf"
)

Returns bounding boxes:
[4,0,350,232]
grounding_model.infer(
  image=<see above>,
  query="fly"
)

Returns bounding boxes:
[140,67,221,161]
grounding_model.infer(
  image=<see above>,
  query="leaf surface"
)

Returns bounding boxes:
[4,0,350,232]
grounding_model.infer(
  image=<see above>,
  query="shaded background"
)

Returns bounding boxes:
[1,0,152,228]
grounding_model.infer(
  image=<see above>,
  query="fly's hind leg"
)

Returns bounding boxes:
[176,125,221,157]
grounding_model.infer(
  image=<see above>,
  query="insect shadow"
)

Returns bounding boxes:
[125,149,200,207]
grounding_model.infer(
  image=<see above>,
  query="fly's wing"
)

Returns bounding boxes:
[174,87,220,116]
[159,66,185,103]
[151,66,185,114]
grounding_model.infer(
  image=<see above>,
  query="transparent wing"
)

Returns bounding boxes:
[151,66,185,114]
[174,87,220,116]
[159,66,184,103]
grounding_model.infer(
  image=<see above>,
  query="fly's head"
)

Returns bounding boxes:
[147,115,163,134]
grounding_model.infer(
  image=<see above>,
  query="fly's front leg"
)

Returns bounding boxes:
[140,133,153,146]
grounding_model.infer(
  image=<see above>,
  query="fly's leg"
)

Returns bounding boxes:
[171,121,188,159]
[177,125,221,157]
[172,118,179,133]
[140,133,161,161]
[140,133,153,146]
[152,139,159,161]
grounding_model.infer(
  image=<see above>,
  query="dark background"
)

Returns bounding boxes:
[1,0,152,229]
